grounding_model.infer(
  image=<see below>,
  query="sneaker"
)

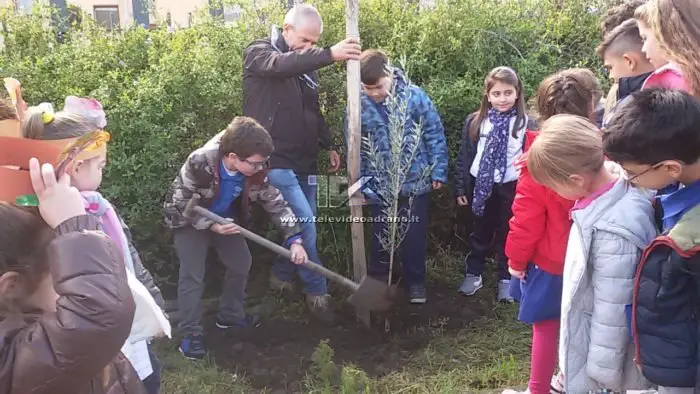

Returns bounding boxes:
[551,371,565,394]
[498,279,515,303]
[408,285,427,304]
[179,335,207,360]
[215,314,260,329]
[458,273,483,296]
[306,294,335,324]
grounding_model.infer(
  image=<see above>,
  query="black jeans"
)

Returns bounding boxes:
[368,192,431,288]
[142,344,161,394]
[465,179,516,281]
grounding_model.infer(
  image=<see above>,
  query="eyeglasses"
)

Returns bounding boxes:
[626,162,663,182]
[243,157,268,171]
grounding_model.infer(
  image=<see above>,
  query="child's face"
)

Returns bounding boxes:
[620,160,682,190]
[637,21,669,69]
[487,81,518,113]
[225,153,268,177]
[603,51,646,81]
[362,76,392,103]
[70,152,107,192]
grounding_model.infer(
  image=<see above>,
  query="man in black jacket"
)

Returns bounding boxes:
[242,4,360,321]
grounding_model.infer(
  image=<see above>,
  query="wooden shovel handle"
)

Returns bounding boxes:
[191,205,360,291]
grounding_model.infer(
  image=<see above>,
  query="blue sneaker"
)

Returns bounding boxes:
[179,335,207,360]
[215,314,260,329]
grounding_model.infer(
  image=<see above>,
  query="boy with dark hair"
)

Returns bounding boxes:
[164,116,308,360]
[599,0,647,36]
[603,88,700,394]
[598,19,656,128]
[354,49,448,304]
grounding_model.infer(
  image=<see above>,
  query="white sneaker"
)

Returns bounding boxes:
[458,273,483,296]
[498,279,515,303]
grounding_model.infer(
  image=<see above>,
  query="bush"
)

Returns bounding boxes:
[0,0,604,286]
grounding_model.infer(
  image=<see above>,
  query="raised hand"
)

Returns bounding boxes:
[331,37,362,62]
[28,158,85,229]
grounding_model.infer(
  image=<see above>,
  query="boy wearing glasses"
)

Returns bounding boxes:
[164,116,308,360]
[603,88,700,394]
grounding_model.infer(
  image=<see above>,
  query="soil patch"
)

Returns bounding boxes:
[198,278,489,391]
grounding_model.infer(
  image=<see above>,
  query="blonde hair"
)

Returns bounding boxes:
[527,114,605,186]
[22,107,94,140]
[635,0,700,96]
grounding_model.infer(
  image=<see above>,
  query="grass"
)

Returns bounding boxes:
[156,248,533,393]
[374,307,531,394]
[156,343,255,393]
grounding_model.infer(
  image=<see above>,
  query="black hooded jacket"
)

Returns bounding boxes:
[242,28,335,175]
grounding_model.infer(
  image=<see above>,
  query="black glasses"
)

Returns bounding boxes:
[626,162,663,182]
[243,157,268,171]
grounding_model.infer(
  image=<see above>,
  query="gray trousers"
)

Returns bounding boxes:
[173,226,252,337]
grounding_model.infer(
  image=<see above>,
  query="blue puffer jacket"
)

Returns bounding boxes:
[354,68,448,196]
[633,203,700,389]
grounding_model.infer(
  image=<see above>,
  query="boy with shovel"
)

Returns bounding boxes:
[163,116,308,360]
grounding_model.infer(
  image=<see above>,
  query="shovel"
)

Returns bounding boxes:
[183,194,394,312]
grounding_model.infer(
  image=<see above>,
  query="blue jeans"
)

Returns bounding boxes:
[267,169,327,295]
[368,193,430,288]
[142,343,161,394]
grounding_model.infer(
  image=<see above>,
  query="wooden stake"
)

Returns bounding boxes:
[345,0,370,327]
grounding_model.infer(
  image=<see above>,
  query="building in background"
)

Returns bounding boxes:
[0,0,257,29]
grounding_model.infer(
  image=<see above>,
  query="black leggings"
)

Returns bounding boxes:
[465,178,517,280]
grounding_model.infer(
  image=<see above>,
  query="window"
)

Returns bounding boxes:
[93,6,120,30]
[16,0,34,14]
[223,4,242,24]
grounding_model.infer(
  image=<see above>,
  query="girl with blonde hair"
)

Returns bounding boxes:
[634,0,695,93]
[527,114,656,393]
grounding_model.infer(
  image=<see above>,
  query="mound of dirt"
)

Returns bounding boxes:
[201,282,489,391]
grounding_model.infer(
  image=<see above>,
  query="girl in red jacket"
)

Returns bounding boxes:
[502,69,602,394]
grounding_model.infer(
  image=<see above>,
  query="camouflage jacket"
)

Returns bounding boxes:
[163,131,301,240]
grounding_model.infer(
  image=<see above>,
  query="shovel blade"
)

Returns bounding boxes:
[347,276,394,312]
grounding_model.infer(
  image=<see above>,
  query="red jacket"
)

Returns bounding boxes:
[505,130,574,275]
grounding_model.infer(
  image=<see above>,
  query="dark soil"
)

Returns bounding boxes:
[161,243,490,392]
[201,278,486,391]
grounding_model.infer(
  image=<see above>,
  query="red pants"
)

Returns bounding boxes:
[528,319,560,394]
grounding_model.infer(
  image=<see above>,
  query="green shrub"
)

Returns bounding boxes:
[0,0,604,285]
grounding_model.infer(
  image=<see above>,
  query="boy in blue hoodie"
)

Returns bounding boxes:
[354,49,448,304]
[604,88,700,394]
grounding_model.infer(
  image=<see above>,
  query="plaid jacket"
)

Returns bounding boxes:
[163,131,301,240]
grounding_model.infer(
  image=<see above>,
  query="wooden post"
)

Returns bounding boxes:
[345,0,370,327]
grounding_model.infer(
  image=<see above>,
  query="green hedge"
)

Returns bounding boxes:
[0,0,605,285]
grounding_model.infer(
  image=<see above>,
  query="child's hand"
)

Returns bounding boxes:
[508,267,526,280]
[29,158,85,229]
[211,222,240,235]
[456,196,468,206]
[432,181,443,190]
[290,243,308,265]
